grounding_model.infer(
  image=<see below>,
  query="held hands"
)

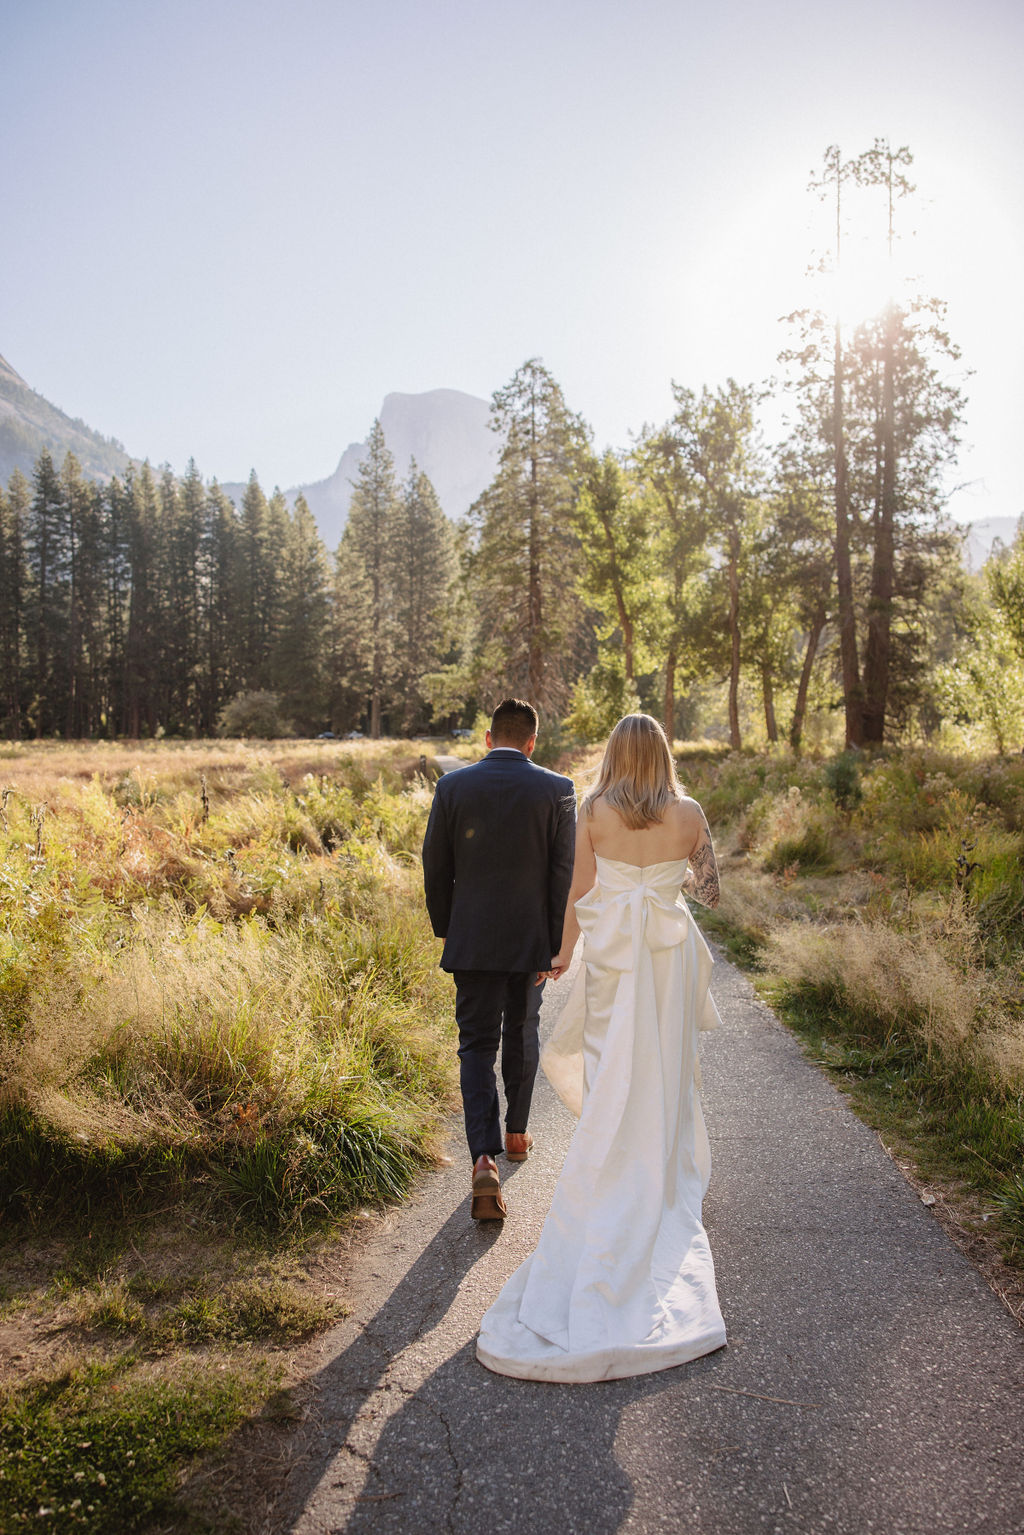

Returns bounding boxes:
[536,952,571,984]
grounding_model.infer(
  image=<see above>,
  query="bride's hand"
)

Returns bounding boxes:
[547,952,570,980]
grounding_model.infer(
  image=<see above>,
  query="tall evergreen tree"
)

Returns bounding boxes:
[122,464,163,736]
[195,482,240,733]
[0,469,28,737]
[25,448,70,735]
[792,141,964,745]
[336,420,400,737]
[61,453,106,736]
[235,470,274,691]
[271,493,332,733]
[468,359,588,715]
[391,461,455,732]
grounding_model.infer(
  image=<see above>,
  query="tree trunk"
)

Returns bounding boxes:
[727,531,742,750]
[790,604,826,751]
[761,657,778,742]
[862,302,897,744]
[65,498,79,738]
[833,319,864,747]
[663,649,676,742]
[526,409,544,703]
[596,500,635,682]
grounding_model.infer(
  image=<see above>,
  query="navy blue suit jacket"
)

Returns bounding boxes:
[421,749,576,973]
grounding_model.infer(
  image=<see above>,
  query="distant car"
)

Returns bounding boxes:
[345,730,364,739]
[317,731,336,739]
[449,728,473,739]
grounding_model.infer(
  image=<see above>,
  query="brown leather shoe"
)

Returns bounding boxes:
[505,1132,533,1162]
[471,1155,507,1220]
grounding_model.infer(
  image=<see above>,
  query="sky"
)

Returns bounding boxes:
[2,0,1022,525]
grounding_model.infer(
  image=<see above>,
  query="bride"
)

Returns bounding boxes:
[476,713,726,1383]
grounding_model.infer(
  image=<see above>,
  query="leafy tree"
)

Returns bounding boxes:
[629,423,710,737]
[783,142,965,745]
[573,450,657,696]
[982,522,1024,658]
[768,469,834,750]
[637,383,762,747]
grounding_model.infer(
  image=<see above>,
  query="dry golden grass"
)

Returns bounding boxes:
[1,739,458,1225]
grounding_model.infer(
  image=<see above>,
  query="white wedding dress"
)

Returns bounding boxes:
[476,856,727,1383]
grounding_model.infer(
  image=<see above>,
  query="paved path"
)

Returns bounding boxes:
[260,955,1024,1535]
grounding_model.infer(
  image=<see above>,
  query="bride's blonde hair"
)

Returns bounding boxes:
[583,713,684,829]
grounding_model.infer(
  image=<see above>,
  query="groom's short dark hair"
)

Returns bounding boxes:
[490,697,538,747]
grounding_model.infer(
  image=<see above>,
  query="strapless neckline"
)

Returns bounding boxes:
[594,853,689,873]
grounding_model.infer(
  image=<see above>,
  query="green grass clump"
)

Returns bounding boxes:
[70,1272,338,1348]
[0,1356,268,1533]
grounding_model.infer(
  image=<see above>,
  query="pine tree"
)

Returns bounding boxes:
[236,470,273,691]
[0,469,28,737]
[25,448,70,735]
[61,453,105,737]
[271,493,332,733]
[391,462,455,732]
[468,359,589,716]
[122,464,160,737]
[791,141,965,745]
[198,482,239,733]
[337,420,401,737]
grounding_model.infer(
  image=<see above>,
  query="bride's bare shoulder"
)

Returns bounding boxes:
[584,795,616,827]
[669,795,707,828]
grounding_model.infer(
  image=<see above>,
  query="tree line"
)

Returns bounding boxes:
[0,434,455,739]
[2,142,1022,751]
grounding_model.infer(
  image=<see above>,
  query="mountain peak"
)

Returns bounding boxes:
[288,388,499,545]
[0,352,130,485]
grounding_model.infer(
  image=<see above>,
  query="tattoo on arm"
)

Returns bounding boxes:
[684,823,720,909]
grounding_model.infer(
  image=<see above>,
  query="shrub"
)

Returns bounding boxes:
[823,750,863,810]
[217,691,294,739]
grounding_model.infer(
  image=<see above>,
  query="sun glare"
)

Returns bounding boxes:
[821,249,900,331]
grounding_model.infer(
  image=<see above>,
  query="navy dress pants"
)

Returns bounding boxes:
[452,970,544,1161]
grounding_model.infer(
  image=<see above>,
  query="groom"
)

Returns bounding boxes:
[422,698,576,1220]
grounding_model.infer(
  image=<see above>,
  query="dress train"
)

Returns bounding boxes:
[477,856,726,1383]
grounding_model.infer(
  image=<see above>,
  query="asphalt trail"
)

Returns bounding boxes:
[260,954,1024,1535]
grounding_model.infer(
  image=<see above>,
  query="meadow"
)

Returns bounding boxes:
[2,735,1022,1529]
[0,737,456,1532]
[673,743,1024,1296]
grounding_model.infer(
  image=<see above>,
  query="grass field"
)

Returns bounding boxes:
[0,737,457,1532]
[2,735,1022,1528]
[671,744,1024,1299]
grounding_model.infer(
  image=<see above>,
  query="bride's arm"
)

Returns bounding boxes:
[546,815,597,979]
[681,810,721,908]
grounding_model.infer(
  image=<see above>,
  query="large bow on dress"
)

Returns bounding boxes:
[542,857,721,1121]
